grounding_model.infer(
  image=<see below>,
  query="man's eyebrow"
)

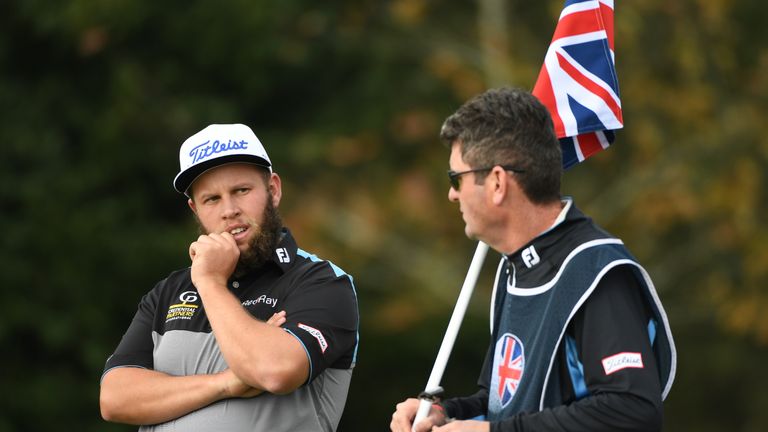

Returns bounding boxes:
[231,182,255,189]
[198,191,219,201]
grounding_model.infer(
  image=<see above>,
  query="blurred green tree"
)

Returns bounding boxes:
[1,1,767,431]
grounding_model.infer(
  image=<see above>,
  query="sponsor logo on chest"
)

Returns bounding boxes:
[241,295,279,308]
[166,291,200,323]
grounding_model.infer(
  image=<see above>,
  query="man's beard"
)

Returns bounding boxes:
[197,198,284,277]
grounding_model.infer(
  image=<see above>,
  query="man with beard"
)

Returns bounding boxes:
[100,124,360,432]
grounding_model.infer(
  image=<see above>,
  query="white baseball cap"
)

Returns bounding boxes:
[173,123,272,194]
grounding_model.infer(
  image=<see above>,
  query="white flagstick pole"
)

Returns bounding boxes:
[412,241,490,431]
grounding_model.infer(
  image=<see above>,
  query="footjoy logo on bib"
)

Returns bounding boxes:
[491,333,525,408]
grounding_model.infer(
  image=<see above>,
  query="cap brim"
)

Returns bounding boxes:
[173,154,271,194]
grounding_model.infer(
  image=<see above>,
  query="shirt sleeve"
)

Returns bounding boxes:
[101,282,161,379]
[442,344,492,420]
[280,262,358,383]
[489,265,664,432]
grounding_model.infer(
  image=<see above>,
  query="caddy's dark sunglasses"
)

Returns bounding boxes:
[447,165,525,190]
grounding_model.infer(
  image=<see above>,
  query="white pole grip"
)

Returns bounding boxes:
[413,399,433,430]
[412,242,489,431]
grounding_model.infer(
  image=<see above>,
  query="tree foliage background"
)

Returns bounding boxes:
[1,0,767,430]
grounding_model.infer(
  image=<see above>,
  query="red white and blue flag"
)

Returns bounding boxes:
[532,0,622,169]
[494,333,524,408]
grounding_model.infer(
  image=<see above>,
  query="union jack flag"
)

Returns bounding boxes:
[532,0,622,169]
[495,333,524,408]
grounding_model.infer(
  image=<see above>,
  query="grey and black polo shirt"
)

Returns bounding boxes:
[103,228,359,432]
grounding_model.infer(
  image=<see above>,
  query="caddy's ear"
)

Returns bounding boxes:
[490,166,508,206]
[188,197,197,214]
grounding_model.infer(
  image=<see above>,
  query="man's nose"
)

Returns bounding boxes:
[448,186,459,202]
[221,196,241,218]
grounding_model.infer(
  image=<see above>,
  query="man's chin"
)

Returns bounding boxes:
[236,241,251,254]
[464,226,477,240]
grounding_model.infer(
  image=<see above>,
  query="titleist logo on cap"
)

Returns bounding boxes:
[187,138,250,165]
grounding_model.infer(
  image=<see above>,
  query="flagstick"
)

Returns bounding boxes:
[413,241,490,431]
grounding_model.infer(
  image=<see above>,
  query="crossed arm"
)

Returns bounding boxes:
[101,232,309,425]
[99,311,289,425]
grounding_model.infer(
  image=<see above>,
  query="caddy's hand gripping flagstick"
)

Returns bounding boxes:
[412,241,490,431]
